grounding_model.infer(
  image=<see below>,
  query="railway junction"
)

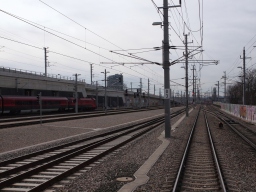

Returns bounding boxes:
[1,0,256,191]
[0,104,255,192]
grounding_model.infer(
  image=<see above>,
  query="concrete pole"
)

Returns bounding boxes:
[44,47,47,77]
[75,74,78,113]
[185,34,189,117]
[154,84,155,95]
[243,47,246,105]
[104,69,107,113]
[131,82,132,91]
[163,0,171,138]
[224,71,226,103]
[90,64,93,85]
[217,81,219,101]
[148,78,150,107]
[192,65,195,103]
[96,81,98,109]
[195,77,197,103]
[139,78,142,108]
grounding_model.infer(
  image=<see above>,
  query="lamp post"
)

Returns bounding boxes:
[101,69,109,114]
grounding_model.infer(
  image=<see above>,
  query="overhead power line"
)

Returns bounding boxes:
[0,9,115,62]
[0,35,163,85]
[38,1,164,80]
[39,0,124,51]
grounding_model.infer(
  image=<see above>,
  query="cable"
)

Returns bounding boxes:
[0,35,164,87]
[39,0,125,51]
[4,46,43,61]
[0,9,115,62]
[1,8,163,82]
[0,57,43,68]
[0,36,43,50]
[34,4,164,82]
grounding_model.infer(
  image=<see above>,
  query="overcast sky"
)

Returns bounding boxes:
[1,0,256,97]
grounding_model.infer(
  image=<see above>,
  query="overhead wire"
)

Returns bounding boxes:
[39,0,165,83]
[0,35,164,86]
[0,9,164,86]
[39,0,123,51]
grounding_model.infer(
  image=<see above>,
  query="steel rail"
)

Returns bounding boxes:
[0,108,186,191]
[0,107,185,168]
[212,107,256,136]
[0,108,186,178]
[0,117,164,189]
[208,108,256,151]
[0,107,163,122]
[29,120,165,192]
[0,115,167,177]
[0,107,163,129]
[172,107,201,192]
[204,111,227,192]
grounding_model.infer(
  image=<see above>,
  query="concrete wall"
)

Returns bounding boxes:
[214,102,256,124]
[0,68,86,97]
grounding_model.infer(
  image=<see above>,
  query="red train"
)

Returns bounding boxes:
[0,95,96,114]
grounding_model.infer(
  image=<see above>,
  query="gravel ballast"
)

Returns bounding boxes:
[0,109,165,155]
[55,107,187,192]
[2,105,254,191]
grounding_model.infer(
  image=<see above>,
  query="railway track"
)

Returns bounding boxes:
[206,107,256,151]
[172,108,227,192]
[0,108,185,192]
[0,107,163,129]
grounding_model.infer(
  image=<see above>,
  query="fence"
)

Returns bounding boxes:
[214,102,256,123]
[0,66,86,82]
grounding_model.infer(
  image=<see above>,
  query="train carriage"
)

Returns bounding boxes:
[0,95,96,114]
[41,97,68,111]
[0,95,68,114]
[1,96,37,114]
[79,98,96,110]
[68,97,96,111]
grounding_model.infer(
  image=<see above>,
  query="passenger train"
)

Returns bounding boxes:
[0,95,96,114]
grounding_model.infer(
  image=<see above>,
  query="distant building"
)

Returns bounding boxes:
[107,74,123,90]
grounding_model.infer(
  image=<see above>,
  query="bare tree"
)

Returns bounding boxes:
[228,68,256,105]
